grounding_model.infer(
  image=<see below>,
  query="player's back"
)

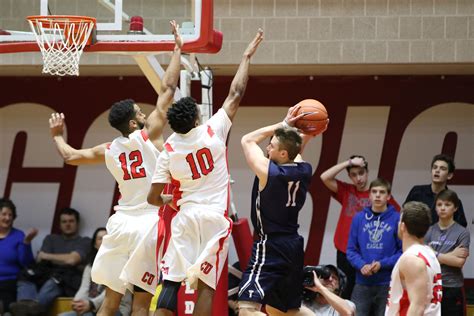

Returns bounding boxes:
[385,244,442,316]
[158,109,232,213]
[251,161,312,235]
[105,129,159,211]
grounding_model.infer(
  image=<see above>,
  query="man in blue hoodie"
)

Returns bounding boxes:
[346,178,402,316]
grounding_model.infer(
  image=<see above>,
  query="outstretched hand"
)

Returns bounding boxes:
[243,29,264,58]
[170,20,183,49]
[284,104,312,128]
[49,113,66,137]
[24,228,38,244]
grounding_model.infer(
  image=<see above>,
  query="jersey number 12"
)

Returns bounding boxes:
[119,150,146,180]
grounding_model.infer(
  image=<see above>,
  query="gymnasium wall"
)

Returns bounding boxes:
[0,75,473,281]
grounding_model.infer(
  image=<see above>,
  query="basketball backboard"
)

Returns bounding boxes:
[0,0,222,54]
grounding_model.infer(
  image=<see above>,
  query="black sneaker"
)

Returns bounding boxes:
[9,301,41,316]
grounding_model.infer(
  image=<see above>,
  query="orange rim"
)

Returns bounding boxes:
[27,15,96,29]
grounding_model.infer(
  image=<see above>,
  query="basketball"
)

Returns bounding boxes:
[294,99,329,136]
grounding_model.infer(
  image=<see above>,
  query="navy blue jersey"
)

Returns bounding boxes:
[250,161,312,235]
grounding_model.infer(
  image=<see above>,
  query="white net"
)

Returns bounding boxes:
[27,16,96,76]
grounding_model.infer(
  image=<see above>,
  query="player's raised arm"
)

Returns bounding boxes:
[145,20,183,148]
[49,113,108,165]
[241,105,307,188]
[222,29,263,122]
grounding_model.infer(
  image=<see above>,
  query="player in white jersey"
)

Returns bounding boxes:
[48,21,182,316]
[385,201,442,316]
[147,29,264,316]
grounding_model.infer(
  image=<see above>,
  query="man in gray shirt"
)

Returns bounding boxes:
[11,208,90,316]
[425,189,470,315]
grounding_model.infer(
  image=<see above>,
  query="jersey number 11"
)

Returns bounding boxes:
[286,181,300,207]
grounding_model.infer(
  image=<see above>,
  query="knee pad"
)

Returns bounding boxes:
[133,285,147,293]
[156,280,181,312]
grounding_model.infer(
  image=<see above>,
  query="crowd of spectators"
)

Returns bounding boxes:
[1,152,470,316]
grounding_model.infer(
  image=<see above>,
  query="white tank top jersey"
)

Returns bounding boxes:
[152,108,232,213]
[105,129,160,211]
[385,244,442,316]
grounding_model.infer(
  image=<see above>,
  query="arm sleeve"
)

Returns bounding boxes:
[152,149,171,184]
[74,265,92,300]
[345,300,356,310]
[74,237,91,262]
[379,231,403,269]
[346,215,366,270]
[207,109,232,142]
[40,235,53,252]
[335,180,349,204]
[91,291,106,312]
[17,238,35,267]
[457,228,470,248]
[455,201,467,227]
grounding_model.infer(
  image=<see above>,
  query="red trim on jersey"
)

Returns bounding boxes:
[215,216,233,285]
[417,252,431,267]
[141,129,149,141]
[160,183,177,253]
[154,207,163,275]
[156,209,165,269]
[214,146,232,284]
[207,125,215,137]
[171,177,182,211]
[399,289,409,316]
[164,143,174,152]
[224,148,230,216]
[106,143,111,150]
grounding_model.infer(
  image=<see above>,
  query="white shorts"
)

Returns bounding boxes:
[160,207,232,290]
[91,208,163,294]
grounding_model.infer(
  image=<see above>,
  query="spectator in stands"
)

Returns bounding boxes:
[0,198,38,315]
[10,207,90,316]
[346,178,402,316]
[320,156,400,299]
[59,227,105,316]
[302,264,355,316]
[59,227,132,316]
[404,153,467,227]
[425,189,470,315]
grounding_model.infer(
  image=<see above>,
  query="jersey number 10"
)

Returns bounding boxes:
[186,148,215,180]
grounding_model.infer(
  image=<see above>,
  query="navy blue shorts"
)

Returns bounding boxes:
[238,233,304,312]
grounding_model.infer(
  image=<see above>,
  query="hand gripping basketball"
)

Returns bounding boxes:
[293,99,329,136]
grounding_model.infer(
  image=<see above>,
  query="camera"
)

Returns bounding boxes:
[302,265,331,287]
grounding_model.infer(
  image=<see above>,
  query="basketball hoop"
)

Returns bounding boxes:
[27,15,96,76]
